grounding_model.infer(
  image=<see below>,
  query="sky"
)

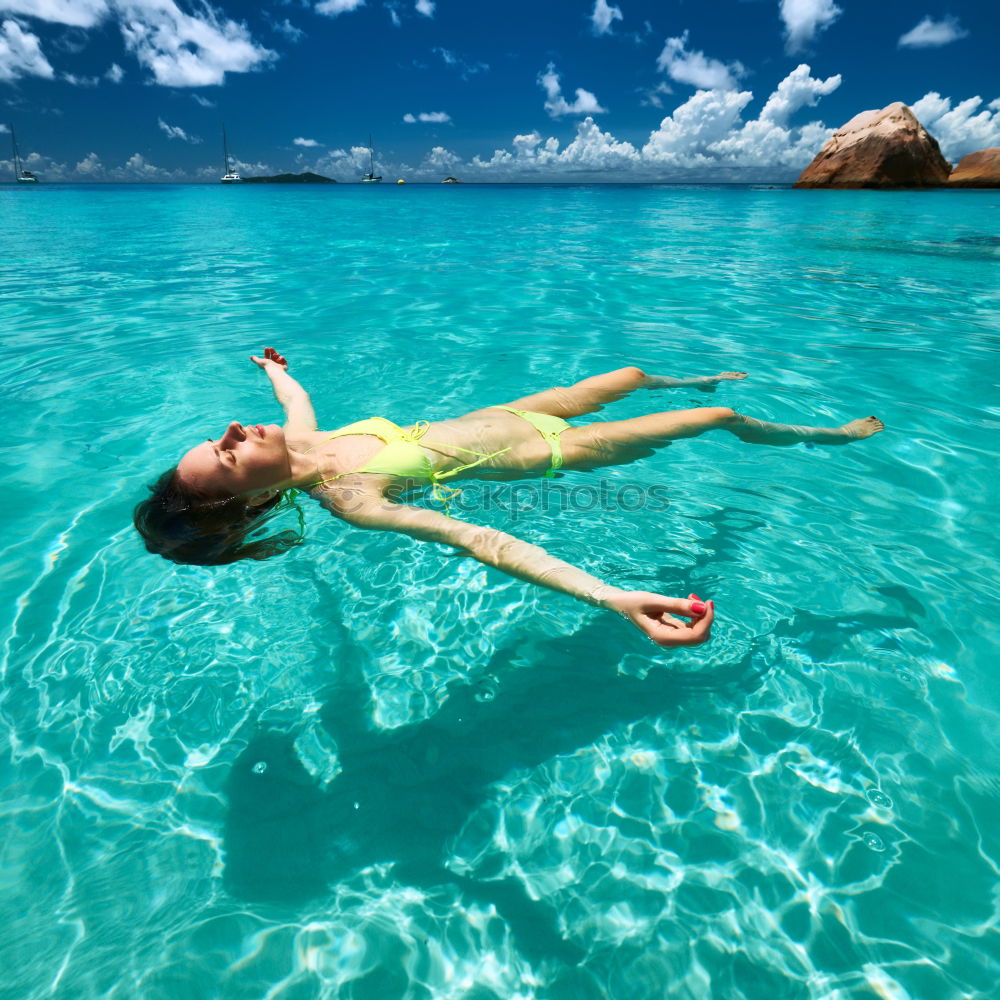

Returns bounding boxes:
[1,0,998,182]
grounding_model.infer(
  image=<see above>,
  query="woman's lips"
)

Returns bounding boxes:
[255,424,265,438]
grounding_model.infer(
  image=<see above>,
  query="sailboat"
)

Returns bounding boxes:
[220,127,242,183]
[360,135,382,184]
[9,126,39,183]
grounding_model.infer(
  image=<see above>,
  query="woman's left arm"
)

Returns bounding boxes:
[332,495,713,648]
[250,347,318,434]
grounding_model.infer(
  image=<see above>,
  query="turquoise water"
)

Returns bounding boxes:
[2,183,999,999]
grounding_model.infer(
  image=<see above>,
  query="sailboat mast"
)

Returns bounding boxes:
[368,134,375,176]
[10,125,20,177]
[223,126,230,174]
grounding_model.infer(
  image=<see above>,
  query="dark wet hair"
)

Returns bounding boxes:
[133,468,305,566]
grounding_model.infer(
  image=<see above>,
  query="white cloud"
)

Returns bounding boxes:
[779,0,842,54]
[403,110,451,123]
[910,92,1000,161]
[0,18,54,80]
[639,80,673,108]
[158,117,201,143]
[898,16,968,49]
[74,151,103,175]
[424,145,460,170]
[591,0,622,36]
[758,62,841,124]
[293,136,321,147]
[63,71,100,85]
[118,1,276,86]
[657,31,744,91]
[643,88,753,162]
[315,0,365,15]
[120,152,163,178]
[414,0,433,16]
[0,1,275,86]
[0,0,109,29]
[432,46,489,79]
[269,16,305,42]
[192,93,215,107]
[106,61,123,82]
[441,63,844,181]
[538,62,607,118]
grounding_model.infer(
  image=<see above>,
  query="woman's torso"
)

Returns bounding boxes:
[298,409,555,494]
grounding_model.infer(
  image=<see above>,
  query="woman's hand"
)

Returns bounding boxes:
[607,591,714,647]
[250,346,289,372]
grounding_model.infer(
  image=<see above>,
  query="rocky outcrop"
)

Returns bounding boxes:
[795,102,951,189]
[948,148,1000,187]
[441,176,460,184]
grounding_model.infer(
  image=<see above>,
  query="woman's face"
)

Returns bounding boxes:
[176,422,291,497]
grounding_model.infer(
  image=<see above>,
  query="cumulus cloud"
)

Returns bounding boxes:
[643,88,753,162]
[538,62,607,118]
[421,63,844,181]
[898,16,968,49]
[758,62,841,124]
[657,31,744,91]
[74,151,103,175]
[911,92,1000,161]
[424,145,460,170]
[316,0,365,15]
[118,1,276,86]
[403,110,451,123]
[0,18,54,80]
[0,0,109,29]
[293,136,321,147]
[0,2,276,86]
[591,0,622,36]
[158,117,201,143]
[414,0,433,16]
[780,0,842,54]
[106,61,123,82]
[469,117,637,175]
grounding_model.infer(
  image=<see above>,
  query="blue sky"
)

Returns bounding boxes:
[1,0,997,181]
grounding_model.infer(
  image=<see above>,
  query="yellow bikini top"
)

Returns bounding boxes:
[306,416,509,502]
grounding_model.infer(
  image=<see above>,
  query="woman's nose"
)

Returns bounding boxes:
[219,422,244,448]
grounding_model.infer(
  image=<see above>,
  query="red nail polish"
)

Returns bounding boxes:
[690,601,706,614]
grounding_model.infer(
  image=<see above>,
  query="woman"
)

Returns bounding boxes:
[134,348,883,648]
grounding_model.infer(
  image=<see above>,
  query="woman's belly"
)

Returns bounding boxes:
[424,410,557,479]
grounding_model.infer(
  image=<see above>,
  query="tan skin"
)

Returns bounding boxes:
[176,348,884,648]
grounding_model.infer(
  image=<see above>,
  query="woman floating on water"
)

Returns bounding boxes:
[134,348,883,648]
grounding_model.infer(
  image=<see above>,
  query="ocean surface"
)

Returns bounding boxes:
[1,183,998,1000]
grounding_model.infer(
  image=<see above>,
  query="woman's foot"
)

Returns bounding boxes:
[696,371,749,393]
[840,416,885,440]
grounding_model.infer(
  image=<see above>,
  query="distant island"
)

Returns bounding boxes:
[242,172,336,184]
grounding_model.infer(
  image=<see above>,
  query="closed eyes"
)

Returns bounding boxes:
[206,439,237,464]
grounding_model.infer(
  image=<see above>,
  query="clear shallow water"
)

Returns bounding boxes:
[2,183,999,999]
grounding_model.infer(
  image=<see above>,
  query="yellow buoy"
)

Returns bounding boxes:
[397,178,406,184]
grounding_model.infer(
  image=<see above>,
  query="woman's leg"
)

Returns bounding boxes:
[488,366,748,419]
[561,406,884,468]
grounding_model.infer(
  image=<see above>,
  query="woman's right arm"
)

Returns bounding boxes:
[250,347,318,434]
[332,495,713,648]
